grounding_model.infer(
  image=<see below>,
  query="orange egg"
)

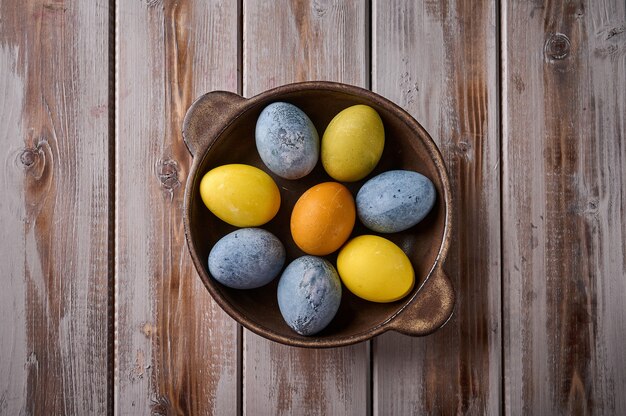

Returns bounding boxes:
[291,182,356,255]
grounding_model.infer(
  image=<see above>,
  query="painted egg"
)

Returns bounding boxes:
[290,182,356,256]
[277,256,342,336]
[321,105,385,182]
[356,170,436,233]
[208,228,286,289]
[256,102,320,179]
[199,164,281,227]
[337,235,415,303]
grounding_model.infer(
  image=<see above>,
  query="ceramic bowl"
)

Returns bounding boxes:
[182,81,455,348]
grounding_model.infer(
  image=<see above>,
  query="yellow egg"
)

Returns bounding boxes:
[321,105,385,182]
[337,235,414,303]
[199,164,280,227]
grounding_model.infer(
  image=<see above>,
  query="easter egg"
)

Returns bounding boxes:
[277,256,342,336]
[337,235,414,303]
[256,102,319,179]
[356,170,436,233]
[208,228,286,289]
[290,182,355,255]
[199,164,280,227]
[321,105,385,182]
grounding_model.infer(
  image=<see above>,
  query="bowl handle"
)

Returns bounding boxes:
[387,266,456,336]
[182,91,247,157]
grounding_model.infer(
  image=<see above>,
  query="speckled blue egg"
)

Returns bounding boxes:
[356,170,436,233]
[277,256,342,336]
[208,228,286,289]
[256,102,319,179]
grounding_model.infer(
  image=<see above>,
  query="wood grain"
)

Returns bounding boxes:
[115,1,239,414]
[0,1,109,414]
[372,0,502,414]
[502,0,626,414]
[242,1,369,414]
[2,0,624,413]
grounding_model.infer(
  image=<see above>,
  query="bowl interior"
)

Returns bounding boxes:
[188,87,446,344]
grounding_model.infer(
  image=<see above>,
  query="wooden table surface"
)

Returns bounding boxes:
[1,0,625,414]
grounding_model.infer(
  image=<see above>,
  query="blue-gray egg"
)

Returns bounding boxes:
[256,102,319,179]
[277,256,342,336]
[356,170,436,233]
[208,228,286,289]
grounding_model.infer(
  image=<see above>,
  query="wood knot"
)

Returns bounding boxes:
[19,148,39,168]
[575,7,585,19]
[545,33,571,60]
[156,159,180,190]
[512,74,526,93]
[43,2,67,12]
[151,395,172,416]
[456,141,472,154]
[312,1,328,17]
[606,25,625,40]
[25,351,38,366]
[18,140,49,181]
[141,322,155,338]
[584,198,599,215]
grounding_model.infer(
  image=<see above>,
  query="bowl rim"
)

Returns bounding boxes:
[183,81,452,348]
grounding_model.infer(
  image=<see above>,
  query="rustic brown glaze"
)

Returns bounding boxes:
[182,81,455,348]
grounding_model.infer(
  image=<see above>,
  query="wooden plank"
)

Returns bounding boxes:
[502,0,626,414]
[115,1,240,414]
[242,1,369,414]
[0,1,109,414]
[372,0,501,414]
